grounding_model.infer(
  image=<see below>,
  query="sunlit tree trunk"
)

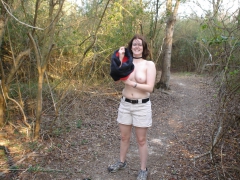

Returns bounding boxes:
[212,0,221,17]
[0,81,6,127]
[30,0,65,139]
[238,3,240,28]
[0,0,9,127]
[156,0,180,90]
[0,24,6,127]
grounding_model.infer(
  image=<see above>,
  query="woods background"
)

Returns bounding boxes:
[0,0,239,179]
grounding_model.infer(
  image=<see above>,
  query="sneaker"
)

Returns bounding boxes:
[137,168,148,180]
[108,161,127,173]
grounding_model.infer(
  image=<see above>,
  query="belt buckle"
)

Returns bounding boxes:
[132,100,138,104]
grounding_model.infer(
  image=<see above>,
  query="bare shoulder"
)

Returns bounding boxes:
[145,60,155,67]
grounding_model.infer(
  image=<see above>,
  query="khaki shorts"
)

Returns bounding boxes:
[117,97,152,127]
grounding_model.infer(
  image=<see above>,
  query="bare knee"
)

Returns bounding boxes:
[121,134,131,143]
[137,137,147,147]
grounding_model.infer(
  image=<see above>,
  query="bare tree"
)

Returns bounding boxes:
[212,0,221,17]
[27,0,65,139]
[0,0,9,127]
[156,0,180,90]
[0,0,31,127]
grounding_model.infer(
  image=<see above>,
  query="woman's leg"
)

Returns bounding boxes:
[119,124,132,162]
[135,127,148,170]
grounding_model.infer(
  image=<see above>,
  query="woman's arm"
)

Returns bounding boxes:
[118,46,125,67]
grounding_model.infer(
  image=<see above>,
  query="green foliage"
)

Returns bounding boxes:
[9,82,38,99]
[57,143,62,148]
[77,119,82,128]
[208,35,228,46]
[181,72,193,76]
[27,141,38,150]
[172,18,203,71]
[27,165,42,172]
[3,0,157,92]
[47,147,54,152]
[81,139,88,144]
[229,70,239,76]
[53,128,63,136]
[201,24,208,30]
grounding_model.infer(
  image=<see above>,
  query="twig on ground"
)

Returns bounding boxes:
[0,168,66,172]
[221,142,226,178]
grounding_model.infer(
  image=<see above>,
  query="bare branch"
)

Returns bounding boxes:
[0,0,44,30]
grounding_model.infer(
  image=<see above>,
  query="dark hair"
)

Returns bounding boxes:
[127,34,150,59]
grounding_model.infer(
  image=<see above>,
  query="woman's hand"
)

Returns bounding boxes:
[119,46,125,63]
[122,79,135,87]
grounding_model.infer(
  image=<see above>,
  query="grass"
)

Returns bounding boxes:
[47,147,54,152]
[53,128,62,136]
[27,141,38,150]
[9,82,38,99]
[76,119,82,128]
[27,165,66,173]
[57,144,62,148]
[81,139,88,145]
[177,71,203,76]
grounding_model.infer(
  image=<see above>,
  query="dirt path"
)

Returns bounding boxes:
[4,73,217,180]
[92,73,216,180]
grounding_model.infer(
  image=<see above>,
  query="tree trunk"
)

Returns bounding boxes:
[236,1,240,28]
[212,0,221,17]
[157,21,174,90]
[0,5,8,127]
[34,73,44,138]
[0,83,5,127]
[30,0,65,139]
[156,0,180,90]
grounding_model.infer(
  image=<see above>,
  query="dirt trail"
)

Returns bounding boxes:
[3,73,217,180]
[93,73,216,180]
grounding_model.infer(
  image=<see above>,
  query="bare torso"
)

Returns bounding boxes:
[122,59,150,99]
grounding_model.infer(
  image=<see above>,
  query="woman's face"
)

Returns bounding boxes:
[131,38,143,56]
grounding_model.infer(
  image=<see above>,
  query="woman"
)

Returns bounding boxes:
[108,34,156,180]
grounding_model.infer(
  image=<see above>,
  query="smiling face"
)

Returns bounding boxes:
[131,38,143,57]
[127,34,149,59]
